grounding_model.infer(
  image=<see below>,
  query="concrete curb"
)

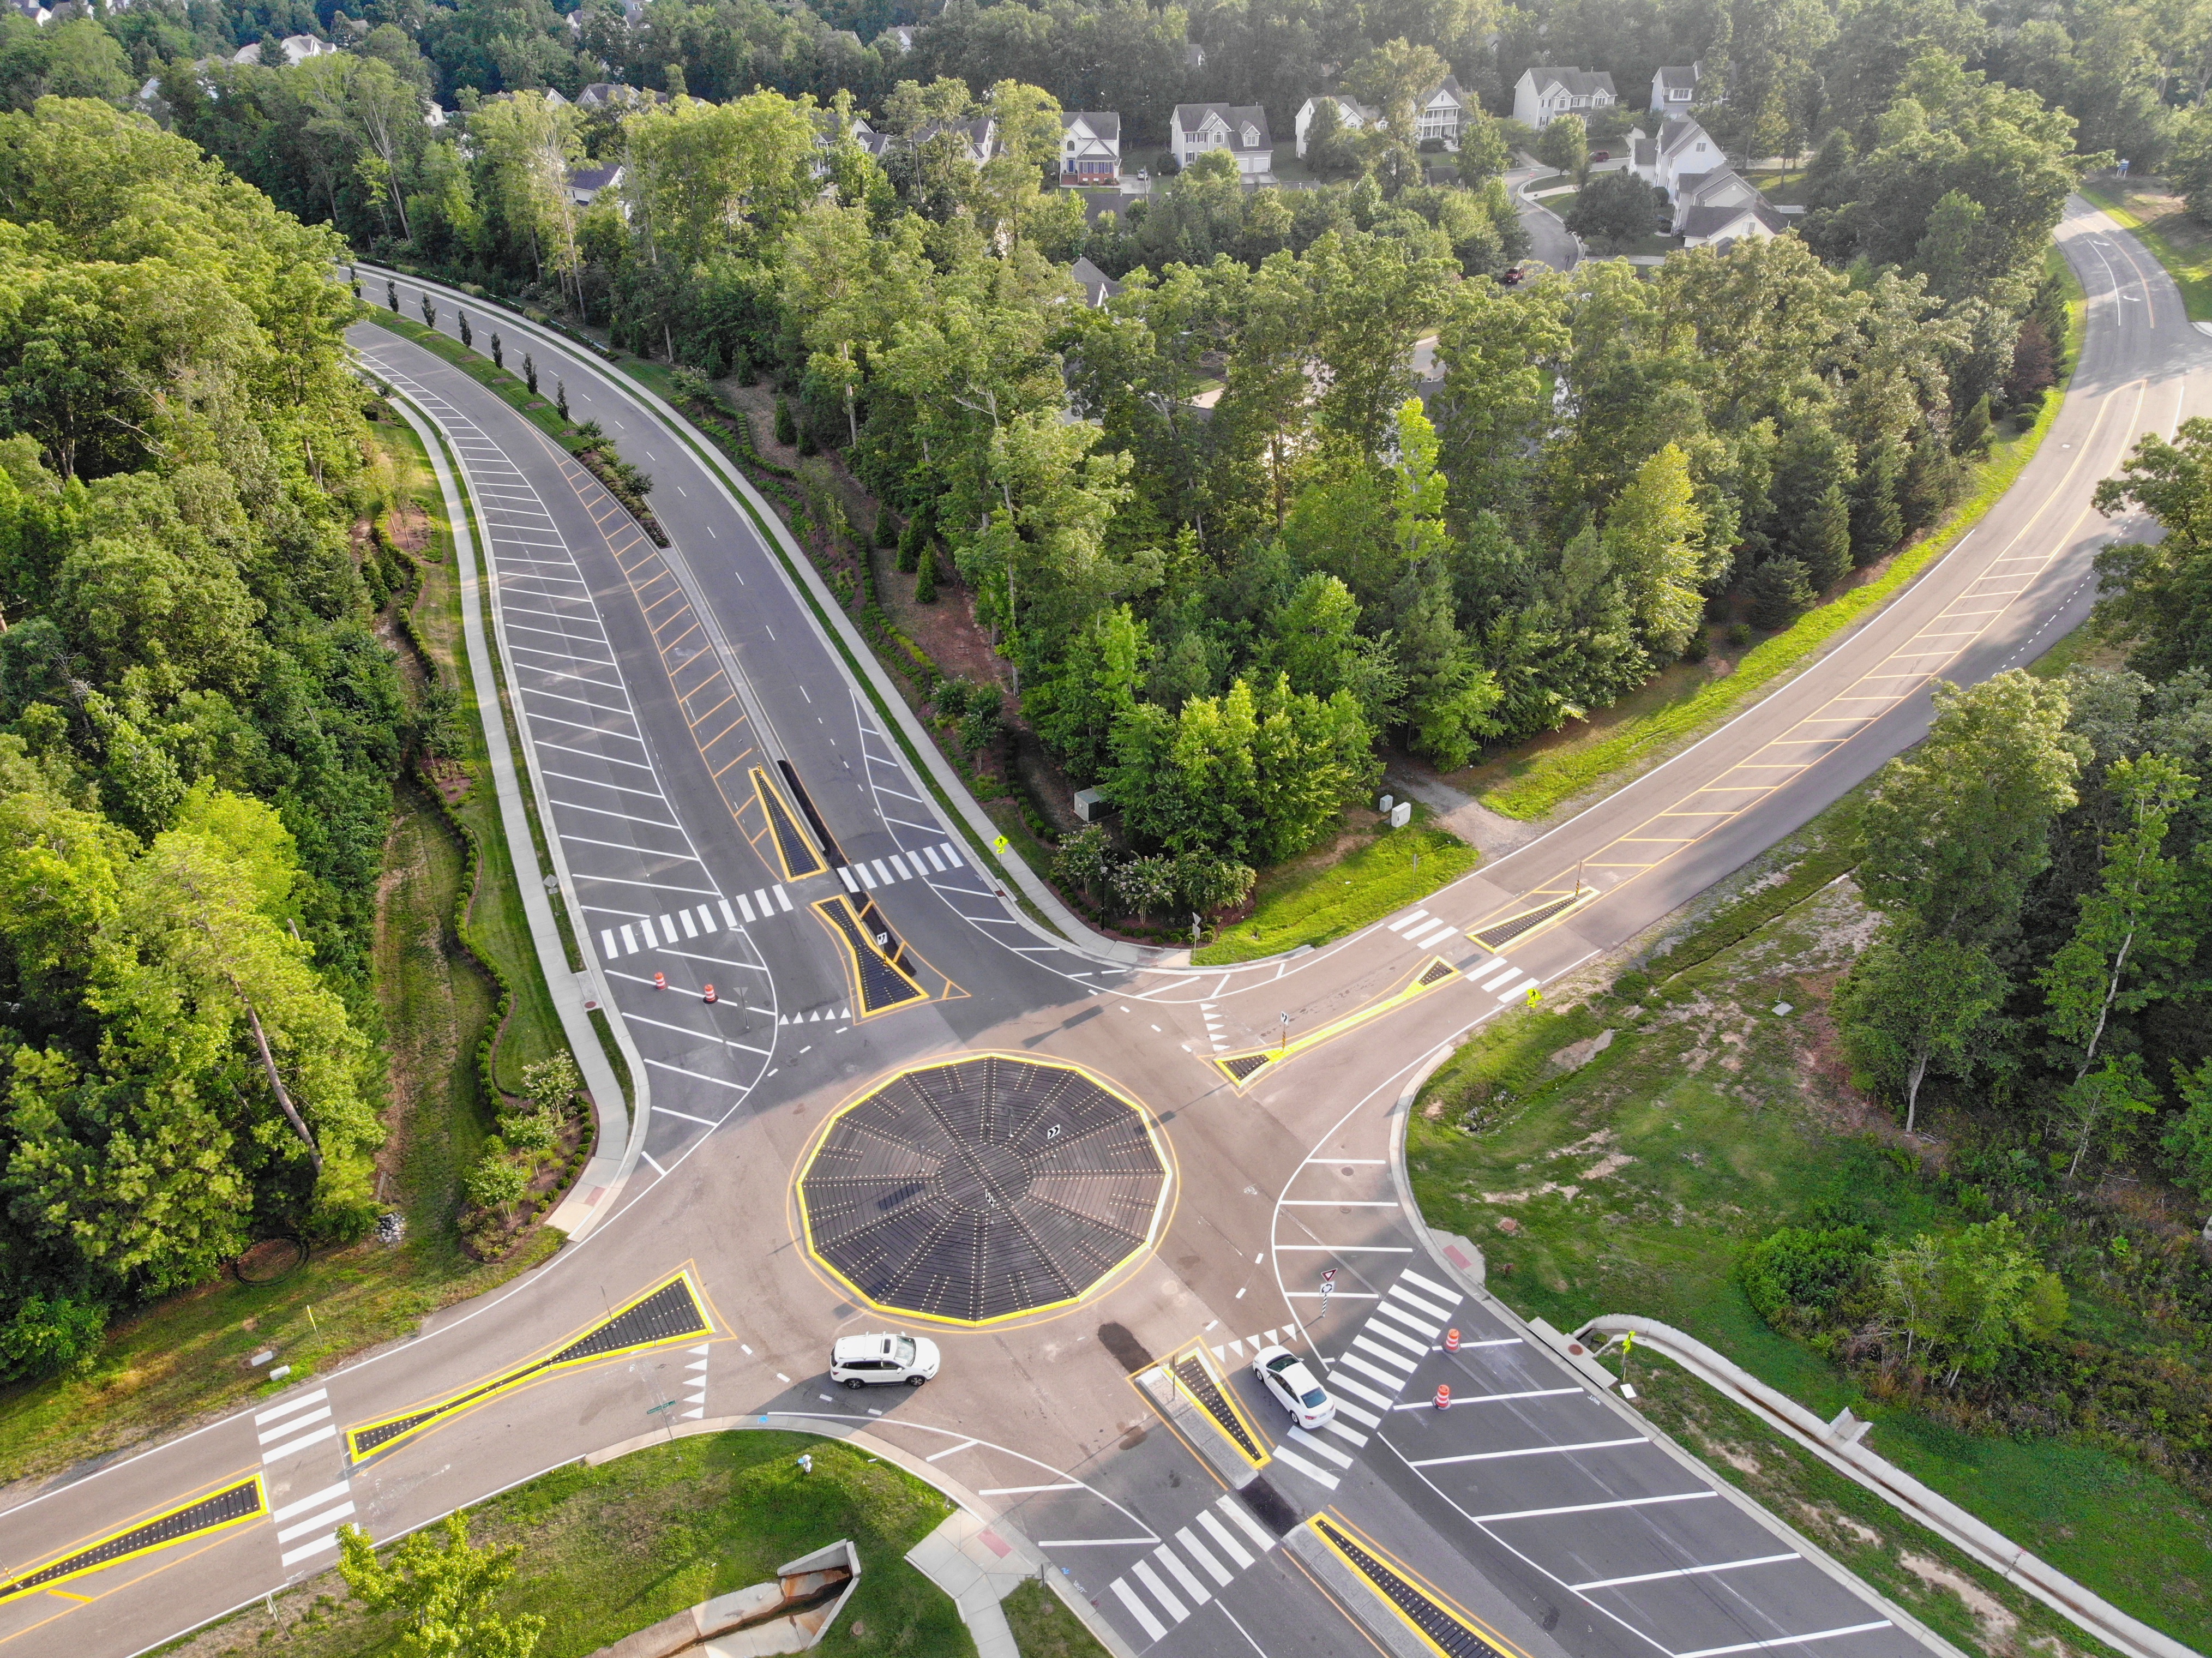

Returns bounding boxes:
[1577,1315,2192,1658]
[384,391,650,1238]
[583,1413,1138,1658]
[1379,1043,1973,1658]
[355,265,1170,970]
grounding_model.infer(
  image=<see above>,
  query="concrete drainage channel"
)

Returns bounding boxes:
[589,1540,858,1657]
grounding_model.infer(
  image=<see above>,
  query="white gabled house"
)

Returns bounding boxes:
[231,33,339,66]
[1060,111,1121,185]
[1293,94,1375,157]
[565,163,623,208]
[1511,67,1616,131]
[1628,116,1785,248]
[1650,62,1702,117]
[1415,77,1471,147]
[1170,102,1272,177]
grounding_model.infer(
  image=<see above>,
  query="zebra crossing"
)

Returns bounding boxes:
[833,841,967,893]
[681,1343,709,1419]
[1382,906,1544,1004]
[1317,1266,1472,1425]
[1103,1491,1279,1644]
[592,839,968,960]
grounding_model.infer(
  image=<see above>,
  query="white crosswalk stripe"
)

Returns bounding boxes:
[269,1477,356,1566]
[682,1341,709,1419]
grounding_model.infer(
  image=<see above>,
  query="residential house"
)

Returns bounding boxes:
[1183,41,1205,70]
[1677,193,1785,247]
[881,24,917,52]
[1069,256,1122,308]
[1511,67,1616,130]
[1170,102,1272,177]
[231,33,339,66]
[911,116,1000,166]
[566,163,623,208]
[1415,77,1470,147]
[579,82,665,110]
[11,0,52,23]
[1630,116,1784,248]
[1060,111,1122,185]
[1293,93,1376,157]
[1649,62,1701,117]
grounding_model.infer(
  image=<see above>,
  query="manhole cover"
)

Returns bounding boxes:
[797,1054,1168,1325]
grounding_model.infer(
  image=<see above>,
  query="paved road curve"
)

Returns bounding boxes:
[0,197,2199,1658]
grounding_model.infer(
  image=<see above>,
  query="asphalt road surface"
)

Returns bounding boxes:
[2,196,2201,1658]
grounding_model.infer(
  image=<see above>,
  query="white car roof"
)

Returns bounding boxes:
[832,1333,899,1361]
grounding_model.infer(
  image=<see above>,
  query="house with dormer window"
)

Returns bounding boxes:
[1060,112,1122,185]
[1511,67,1616,131]
[1629,116,1784,247]
[1171,103,1272,177]
[1650,62,1702,117]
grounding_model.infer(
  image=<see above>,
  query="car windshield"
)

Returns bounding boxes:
[894,1336,916,1365]
[1300,1387,1329,1408]
[1266,1354,1299,1374]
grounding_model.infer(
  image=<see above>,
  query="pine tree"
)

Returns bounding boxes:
[915,544,939,602]
[1953,394,1993,458]
[774,394,797,446]
[1745,557,1814,630]
[458,311,472,351]
[1850,441,1904,566]
[524,353,538,395]
[556,380,570,421]
[1793,483,1853,592]
[419,293,436,330]
[874,503,897,548]
[898,495,935,573]
[491,333,503,370]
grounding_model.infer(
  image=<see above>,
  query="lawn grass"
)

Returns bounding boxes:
[1193,808,1480,964]
[1004,1579,1111,1658]
[1478,245,2088,822]
[1404,797,2212,1651]
[0,418,568,1488]
[2080,179,2212,322]
[160,1431,974,1658]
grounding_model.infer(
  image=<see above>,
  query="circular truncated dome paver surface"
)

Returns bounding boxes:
[798,1055,1168,1324]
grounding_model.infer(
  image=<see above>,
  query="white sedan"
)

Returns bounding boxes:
[1251,1344,1336,1431]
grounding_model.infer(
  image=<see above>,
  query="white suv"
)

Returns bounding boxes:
[1251,1344,1336,1430]
[831,1332,941,1389]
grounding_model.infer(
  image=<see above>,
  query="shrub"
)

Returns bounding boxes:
[0,1293,107,1380]
[523,1052,582,1116]
[1609,970,1651,1000]
[959,687,1003,755]
[669,365,712,404]
[1176,851,1256,916]
[935,677,972,722]
[874,503,897,547]
[1054,824,1113,903]
[1738,1224,1874,1332]
[498,1107,556,1152]
[465,1139,530,1211]
[1680,629,1710,664]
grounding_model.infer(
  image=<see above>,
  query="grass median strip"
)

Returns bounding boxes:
[1481,252,2087,823]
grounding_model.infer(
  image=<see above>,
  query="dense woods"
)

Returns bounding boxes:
[0,100,397,1376]
[130,12,2089,927]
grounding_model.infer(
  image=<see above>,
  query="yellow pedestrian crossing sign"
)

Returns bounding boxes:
[1525,984,1542,1007]
[993,836,1009,852]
